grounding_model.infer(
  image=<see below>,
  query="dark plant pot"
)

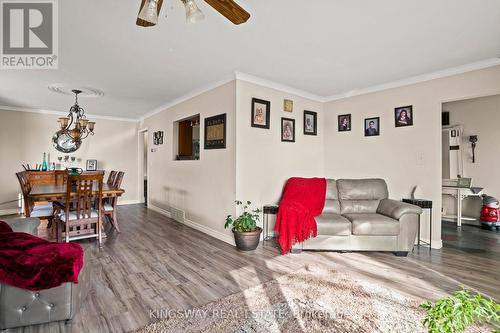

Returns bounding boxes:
[232,227,262,251]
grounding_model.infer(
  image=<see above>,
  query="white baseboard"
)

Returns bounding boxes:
[148,204,235,246]
[118,200,141,206]
[148,204,171,218]
[183,218,235,246]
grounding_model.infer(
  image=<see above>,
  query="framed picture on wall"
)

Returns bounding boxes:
[86,159,97,171]
[251,98,271,129]
[204,113,226,149]
[338,114,351,132]
[284,99,293,112]
[303,110,317,135]
[395,105,413,127]
[364,117,380,137]
[281,118,295,142]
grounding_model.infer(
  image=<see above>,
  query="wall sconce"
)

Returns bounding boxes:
[153,131,164,145]
[469,135,478,163]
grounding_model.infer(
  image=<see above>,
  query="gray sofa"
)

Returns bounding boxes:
[292,179,422,256]
[1,217,91,330]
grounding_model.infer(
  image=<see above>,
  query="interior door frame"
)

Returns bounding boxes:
[138,128,149,207]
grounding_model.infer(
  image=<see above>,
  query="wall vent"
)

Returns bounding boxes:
[170,207,185,223]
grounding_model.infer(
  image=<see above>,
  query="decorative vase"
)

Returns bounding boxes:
[41,153,48,171]
[232,227,262,251]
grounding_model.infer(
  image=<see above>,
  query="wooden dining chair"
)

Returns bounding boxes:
[106,171,117,185]
[16,172,54,228]
[55,174,104,245]
[103,171,124,233]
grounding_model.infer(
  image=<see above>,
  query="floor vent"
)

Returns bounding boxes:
[170,207,185,223]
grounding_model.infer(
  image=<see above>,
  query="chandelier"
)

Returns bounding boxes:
[52,89,95,153]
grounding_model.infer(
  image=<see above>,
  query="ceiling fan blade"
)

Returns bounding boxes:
[136,0,164,27]
[204,0,250,25]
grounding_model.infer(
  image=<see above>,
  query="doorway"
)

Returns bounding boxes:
[441,94,500,247]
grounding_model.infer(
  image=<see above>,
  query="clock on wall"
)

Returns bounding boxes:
[52,130,81,153]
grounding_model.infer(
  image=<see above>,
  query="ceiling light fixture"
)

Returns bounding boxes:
[138,0,159,24]
[52,90,95,153]
[182,0,205,24]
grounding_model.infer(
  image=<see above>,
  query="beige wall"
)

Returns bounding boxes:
[324,65,500,247]
[235,80,325,233]
[0,110,140,212]
[442,94,500,220]
[140,82,237,243]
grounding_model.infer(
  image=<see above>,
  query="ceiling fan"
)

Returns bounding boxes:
[136,0,250,26]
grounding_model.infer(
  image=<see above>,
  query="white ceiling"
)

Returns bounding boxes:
[1,0,500,120]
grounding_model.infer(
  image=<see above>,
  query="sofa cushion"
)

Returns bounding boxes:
[337,179,389,214]
[316,213,351,236]
[322,179,340,214]
[344,213,400,236]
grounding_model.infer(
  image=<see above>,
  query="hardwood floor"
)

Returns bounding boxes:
[6,205,500,333]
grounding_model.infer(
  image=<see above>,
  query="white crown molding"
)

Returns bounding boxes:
[0,105,139,122]
[140,74,237,121]
[234,71,326,102]
[325,58,500,102]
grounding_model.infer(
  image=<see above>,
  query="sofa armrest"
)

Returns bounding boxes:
[377,199,422,220]
[1,217,40,235]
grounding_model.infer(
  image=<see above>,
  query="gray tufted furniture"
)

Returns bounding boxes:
[2,217,40,234]
[0,217,91,330]
[292,179,422,256]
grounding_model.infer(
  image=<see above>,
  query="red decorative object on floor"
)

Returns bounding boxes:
[274,177,327,254]
[0,222,84,291]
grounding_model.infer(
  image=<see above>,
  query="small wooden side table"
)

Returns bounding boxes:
[403,199,433,252]
[263,205,279,241]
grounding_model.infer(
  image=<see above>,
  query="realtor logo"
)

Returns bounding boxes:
[1,0,58,69]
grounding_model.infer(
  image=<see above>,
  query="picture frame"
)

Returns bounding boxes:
[251,98,271,129]
[153,131,164,145]
[338,114,351,132]
[86,159,97,171]
[364,117,380,137]
[395,105,413,127]
[204,113,226,149]
[281,117,295,142]
[284,99,293,113]
[303,110,317,136]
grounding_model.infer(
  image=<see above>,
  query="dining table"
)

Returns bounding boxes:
[28,183,125,202]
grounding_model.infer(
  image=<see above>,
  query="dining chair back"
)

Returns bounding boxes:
[114,171,124,189]
[16,171,55,233]
[16,172,32,216]
[107,171,117,185]
[103,171,124,233]
[58,174,103,244]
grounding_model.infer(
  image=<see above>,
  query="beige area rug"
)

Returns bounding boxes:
[138,265,488,333]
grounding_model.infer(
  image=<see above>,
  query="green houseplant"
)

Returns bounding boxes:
[421,288,500,333]
[225,200,262,251]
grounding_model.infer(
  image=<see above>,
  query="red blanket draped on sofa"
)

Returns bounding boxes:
[274,177,327,254]
[0,221,84,291]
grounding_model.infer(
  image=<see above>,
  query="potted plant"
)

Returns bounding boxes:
[225,200,262,251]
